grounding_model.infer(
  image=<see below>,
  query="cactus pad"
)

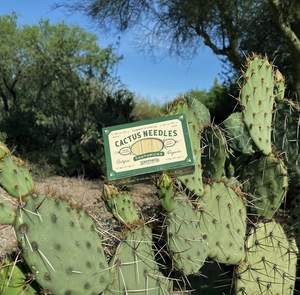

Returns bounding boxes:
[235,220,298,295]
[168,97,210,197]
[0,156,34,198]
[104,225,172,294]
[201,125,227,180]
[196,181,246,264]
[14,194,112,295]
[103,184,139,225]
[239,55,274,155]
[224,112,254,155]
[166,193,209,274]
[242,153,288,219]
[156,172,175,212]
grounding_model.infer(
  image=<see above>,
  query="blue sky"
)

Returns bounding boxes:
[3,1,223,104]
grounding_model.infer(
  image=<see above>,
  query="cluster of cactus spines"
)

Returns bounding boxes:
[241,153,288,219]
[224,112,254,155]
[273,99,300,188]
[235,220,298,295]
[201,125,227,180]
[1,53,300,294]
[195,181,246,265]
[166,193,208,275]
[239,54,275,155]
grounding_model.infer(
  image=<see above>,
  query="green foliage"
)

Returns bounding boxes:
[132,97,161,121]
[0,108,51,153]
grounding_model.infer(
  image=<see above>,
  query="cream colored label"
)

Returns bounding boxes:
[106,118,188,174]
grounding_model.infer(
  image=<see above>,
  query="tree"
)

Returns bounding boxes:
[0,13,121,118]
[54,0,300,98]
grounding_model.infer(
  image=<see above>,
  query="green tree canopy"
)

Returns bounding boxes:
[0,13,121,117]
[54,0,300,98]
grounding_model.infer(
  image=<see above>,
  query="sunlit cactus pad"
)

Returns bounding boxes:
[235,220,298,295]
[196,181,246,264]
[239,55,274,155]
[14,194,112,295]
[104,225,172,295]
[166,193,209,274]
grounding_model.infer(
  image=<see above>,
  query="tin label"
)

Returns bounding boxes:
[103,114,194,181]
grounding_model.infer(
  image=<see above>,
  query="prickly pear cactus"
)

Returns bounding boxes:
[14,194,112,295]
[235,220,298,295]
[201,125,227,180]
[241,153,288,219]
[196,181,246,265]
[103,184,139,225]
[239,54,275,155]
[156,172,175,212]
[224,112,254,155]
[104,225,173,295]
[168,97,210,196]
[166,193,209,275]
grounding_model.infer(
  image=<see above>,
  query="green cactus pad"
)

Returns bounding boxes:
[104,225,172,295]
[196,181,246,265]
[0,256,40,295]
[242,153,288,219]
[103,184,139,225]
[188,262,233,295]
[14,194,112,295]
[239,55,274,155]
[166,193,209,275]
[0,156,34,198]
[201,125,227,180]
[156,172,174,211]
[235,220,298,295]
[0,195,15,225]
[168,97,210,196]
[273,99,300,188]
[224,112,254,154]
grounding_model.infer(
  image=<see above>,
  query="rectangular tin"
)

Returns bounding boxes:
[103,113,194,184]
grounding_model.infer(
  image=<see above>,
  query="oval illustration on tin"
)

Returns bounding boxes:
[164,139,176,148]
[131,138,164,155]
[119,147,131,156]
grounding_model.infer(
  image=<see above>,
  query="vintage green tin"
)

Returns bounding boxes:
[103,113,195,184]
